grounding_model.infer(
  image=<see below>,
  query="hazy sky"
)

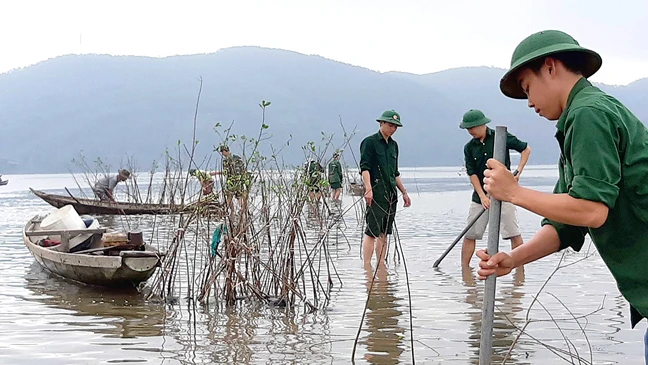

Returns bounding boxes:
[2,0,647,85]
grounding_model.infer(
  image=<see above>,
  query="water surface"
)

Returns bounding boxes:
[0,167,644,364]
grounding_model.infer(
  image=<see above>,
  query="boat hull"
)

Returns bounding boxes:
[23,219,161,287]
[30,188,177,215]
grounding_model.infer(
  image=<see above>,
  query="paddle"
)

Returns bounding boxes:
[432,169,518,268]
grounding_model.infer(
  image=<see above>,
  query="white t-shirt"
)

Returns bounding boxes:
[94,175,119,191]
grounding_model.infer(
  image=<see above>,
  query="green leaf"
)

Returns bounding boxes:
[262,123,269,129]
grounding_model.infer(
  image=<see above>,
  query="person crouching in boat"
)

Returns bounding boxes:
[92,169,130,202]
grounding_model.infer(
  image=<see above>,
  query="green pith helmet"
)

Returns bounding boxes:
[460,109,491,129]
[500,30,602,99]
[376,110,403,127]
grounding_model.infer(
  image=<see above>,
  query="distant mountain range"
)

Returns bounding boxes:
[1,47,646,173]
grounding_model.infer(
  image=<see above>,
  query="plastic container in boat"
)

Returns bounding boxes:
[69,219,101,252]
[80,215,95,228]
[40,205,86,243]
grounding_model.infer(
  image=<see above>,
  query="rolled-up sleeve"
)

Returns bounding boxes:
[540,180,589,251]
[566,107,621,209]
[542,218,588,251]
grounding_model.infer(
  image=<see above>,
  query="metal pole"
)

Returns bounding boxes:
[433,171,517,269]
[479,126,507,365]
[432,208,486,268]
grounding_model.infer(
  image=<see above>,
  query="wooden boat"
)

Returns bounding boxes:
[30,188,179,215]
[23,214,162,287]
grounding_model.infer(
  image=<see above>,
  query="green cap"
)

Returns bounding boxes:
[500,30,602,99]
[460,109,491,129]
[376,110,403,127]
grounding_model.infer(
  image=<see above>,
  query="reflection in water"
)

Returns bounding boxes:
[461,266,528,364]
[325,202,351,250]
[361,266,405,365]
[163,302,337,364]
[24,263,165,338]
[211,306,257,363]
[306,200,326,229]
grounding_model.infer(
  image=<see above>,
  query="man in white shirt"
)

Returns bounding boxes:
[92,169,130,202]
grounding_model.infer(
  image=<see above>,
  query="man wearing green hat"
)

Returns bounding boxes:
[460,109,531,268]
[328,151,343,202]
[359,110,411,269]
[475,30,648,360]
[216,145,250,210]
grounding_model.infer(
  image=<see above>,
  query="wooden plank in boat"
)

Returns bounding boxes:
[24,228,107,237]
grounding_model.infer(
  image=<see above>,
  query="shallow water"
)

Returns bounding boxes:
[0,167,645,364]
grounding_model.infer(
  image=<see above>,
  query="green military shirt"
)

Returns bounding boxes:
[306,160,324,179]
[540,77,648,327]
[222,154,250,194]
[223,154,245,179]
[328,160,343,184]
[359,131,400,195]
[464,128,528,204]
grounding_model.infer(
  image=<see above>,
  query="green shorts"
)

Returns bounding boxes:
[225,176,250,199]
[330,181,342,189]
[364,191,398,238]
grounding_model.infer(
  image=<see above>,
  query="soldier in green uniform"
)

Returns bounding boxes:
[190,169,216,196]
[304,158,325,202]
[328,151,343,202]
[216,145,250,210]
[460,109,531,267]
[360,110,411,269]
[475,30,648,361]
